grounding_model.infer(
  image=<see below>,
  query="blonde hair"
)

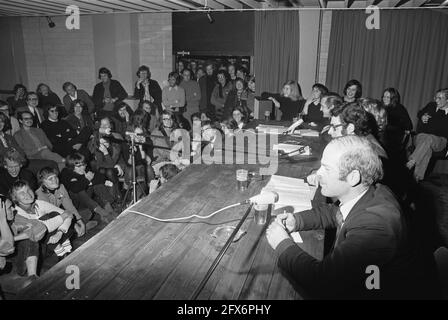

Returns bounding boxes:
[281,80,302,101]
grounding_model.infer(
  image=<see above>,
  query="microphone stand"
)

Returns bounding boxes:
[121,134,147,211]
[191,202,254,300]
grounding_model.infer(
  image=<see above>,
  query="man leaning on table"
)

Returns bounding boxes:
[266,135,441,299]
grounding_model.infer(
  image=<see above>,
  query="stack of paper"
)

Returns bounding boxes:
[295,129,320,137]
[262,175,316,212]
[256,124,288,135]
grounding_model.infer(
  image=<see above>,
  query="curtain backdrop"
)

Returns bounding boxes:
[254,11,300,96]
[326,9,448,127]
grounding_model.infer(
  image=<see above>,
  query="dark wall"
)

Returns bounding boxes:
[172,11,254,56]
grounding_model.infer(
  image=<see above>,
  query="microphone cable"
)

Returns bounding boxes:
[124,201,249,223]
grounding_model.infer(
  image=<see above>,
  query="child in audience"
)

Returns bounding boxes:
[36,167,98,238]
[60,152,115,223]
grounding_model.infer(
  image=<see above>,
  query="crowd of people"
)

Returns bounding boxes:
[1,57,447,299]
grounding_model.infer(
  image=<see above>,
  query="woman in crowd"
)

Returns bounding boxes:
[92,67,128,119]
[223,78,252,121]
[93,121,124,202]
[211,70,233,120]
[36,83,63,115]
[342,79,363,103]
[151,110,181,164]
[7,84,27,115]
[0,100,20,135]
[36,167,98,238]
[65,99,95,134]
[179,68,201,125]
[226,106,249,134]
[62,82,95,115]
[114,102,134,138]
[261,80,305,121]
[60,152,115,223]
[301,83,329,130]
[137,100,157,132]
[381,87,413,140]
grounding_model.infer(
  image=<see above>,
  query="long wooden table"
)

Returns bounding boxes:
[17,131,326,300]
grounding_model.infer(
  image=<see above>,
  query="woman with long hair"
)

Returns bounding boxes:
[261,80,305,121]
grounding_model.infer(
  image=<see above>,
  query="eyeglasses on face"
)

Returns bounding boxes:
[162,117,172,121]
[329,124,344,131]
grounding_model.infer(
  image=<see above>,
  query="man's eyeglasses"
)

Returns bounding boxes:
[74,162,86,167]
[329,124,344,131]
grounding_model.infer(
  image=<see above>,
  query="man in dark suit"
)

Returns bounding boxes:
[266,135,440,299]
[15,92,45,128]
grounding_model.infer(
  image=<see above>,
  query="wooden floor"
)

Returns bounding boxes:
[17,133,325,300]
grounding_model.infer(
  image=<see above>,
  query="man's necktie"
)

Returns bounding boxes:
[334,207,344,247]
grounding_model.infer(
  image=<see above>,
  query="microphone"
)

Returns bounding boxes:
[98,127,112,135]
[243,191,279,205]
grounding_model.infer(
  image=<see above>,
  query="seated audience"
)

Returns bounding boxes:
[6,84,27,115]
[60,152,115,223]
[41,105,91,158]
[114,102,134,138]
[266,135,441,299]
[36,167,97,237]
[62,82,95,115]
[179,68,201,124]
[135,103,153,133]
[14,111,65,171]
[15,92,44,128]
[261,80,305,121]
[92,67,128,119]
[36,83,63,116]
[210,70,233,120]
[301,83,330,130]
[407,88,448,181]
[342,79,363,103]
[0,100,20,135]
[0,148,37,196]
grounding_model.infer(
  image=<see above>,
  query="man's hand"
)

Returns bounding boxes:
[85,171,94,181]
[275,212,298,233]
[306,172,318,187]
[114,164,124,177]
[72,143,82,150]
[48,231,63,244]
[60,211,74,221]
[266,220,291,250]
[99,144,108,155]
[75,220,86,237]
[421,113,431,124]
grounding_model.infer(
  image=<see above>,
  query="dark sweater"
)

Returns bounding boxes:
[417,102,448,140]
[303,103,325,124]
[41,119,77,156]
[92,79,128,113]
[0,167,37,196]
[385,103,413,132]
[60,168,106,194]
[261,92,305,121]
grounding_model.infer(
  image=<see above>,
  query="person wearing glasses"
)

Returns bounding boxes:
[13,111,65,171]
[15,92,45,128]
[151,110,181,165]
[41,105,91,158]
[407,88,448,181]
